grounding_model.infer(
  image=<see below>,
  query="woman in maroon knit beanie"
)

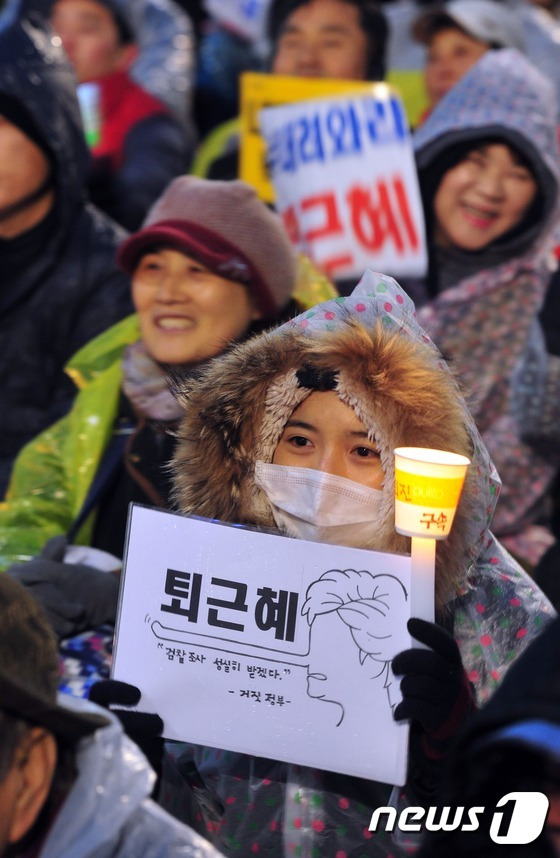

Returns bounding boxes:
[2,176,301,698]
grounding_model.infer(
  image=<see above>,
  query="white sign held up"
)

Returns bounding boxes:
[112,504,418,786]
[259,88,427,281]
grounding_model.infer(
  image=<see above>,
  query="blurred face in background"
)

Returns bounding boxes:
[132,247,262,366]
[0,116,54,238]
[51,0,136,83]
[272,0,370,80]
[425,27,489,107]
[433,143,537,252]
[0,726,57,856]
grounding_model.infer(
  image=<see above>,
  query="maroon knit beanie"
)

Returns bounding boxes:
[117,176,298,318]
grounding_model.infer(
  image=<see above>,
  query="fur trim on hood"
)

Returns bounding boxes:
[171,272,502,613]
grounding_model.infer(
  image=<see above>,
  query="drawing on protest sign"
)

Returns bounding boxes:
[258,89,427,281]
[239,73,428,204]
[112,504,417,785]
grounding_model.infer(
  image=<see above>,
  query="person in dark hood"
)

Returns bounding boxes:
[405,48,560,571]
[0,2,133,497]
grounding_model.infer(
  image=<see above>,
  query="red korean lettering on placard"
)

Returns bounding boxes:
[282,175,420,279]
[347,176,419,255]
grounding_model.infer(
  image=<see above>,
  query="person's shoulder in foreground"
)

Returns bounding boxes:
[0,572,224,857]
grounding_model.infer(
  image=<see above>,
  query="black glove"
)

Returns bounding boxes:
[6,535,120,640]
[392,617,476,737]
[89,679,164,794]
[392,618,477,801]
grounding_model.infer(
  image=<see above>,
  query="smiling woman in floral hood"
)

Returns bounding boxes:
[169,271,554,858]
[407,48,560,570]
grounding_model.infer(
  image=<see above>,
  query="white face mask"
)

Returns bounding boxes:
[254,461,385,547]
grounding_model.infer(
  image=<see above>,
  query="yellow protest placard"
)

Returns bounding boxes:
[239,71,427,204]
[386,68,428,127]
[240,73,387,203]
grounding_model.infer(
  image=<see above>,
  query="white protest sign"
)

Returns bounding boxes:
[112,505,417,786]
[259,88,427,281]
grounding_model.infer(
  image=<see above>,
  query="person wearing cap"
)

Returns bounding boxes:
[0,574,225,857]
[0,175,333,698]
[51,0,193,230]
[0,3,133,499]
[417,614,560,857]
[412,0,524,118]
[268,0,388,83]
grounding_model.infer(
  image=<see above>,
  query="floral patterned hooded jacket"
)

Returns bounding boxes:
[167,272,554,858]
[411,49,560,567]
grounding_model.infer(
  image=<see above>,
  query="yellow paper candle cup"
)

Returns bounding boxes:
[394,447,470,540]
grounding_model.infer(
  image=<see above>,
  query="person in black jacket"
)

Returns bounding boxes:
[0,1,133,497]
[418,615,560,857]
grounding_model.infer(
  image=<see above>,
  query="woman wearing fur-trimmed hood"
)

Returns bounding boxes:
[170,271,553,858]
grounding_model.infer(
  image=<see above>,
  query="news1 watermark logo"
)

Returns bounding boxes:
[369,792,550,845]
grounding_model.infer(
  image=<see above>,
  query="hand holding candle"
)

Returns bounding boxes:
[394,447,471,622]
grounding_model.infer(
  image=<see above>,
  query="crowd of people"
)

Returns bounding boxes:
[2,0,560,855]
